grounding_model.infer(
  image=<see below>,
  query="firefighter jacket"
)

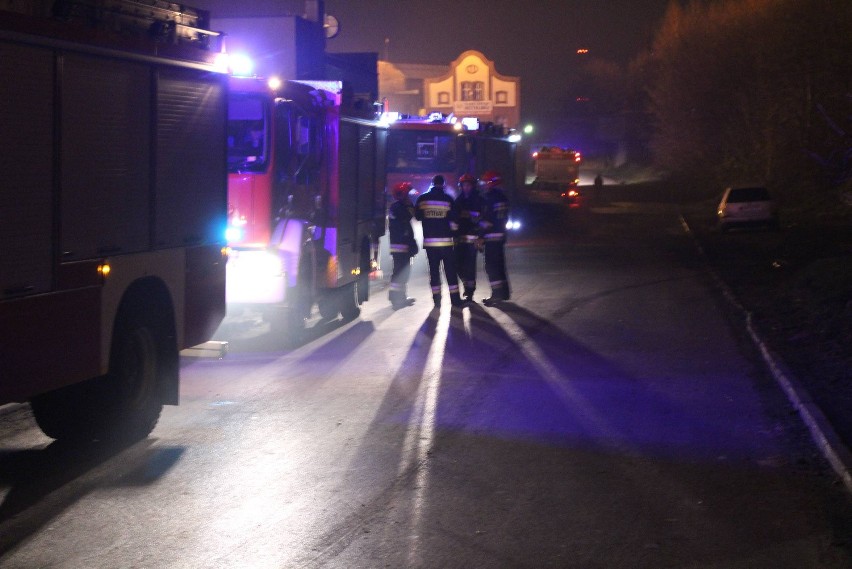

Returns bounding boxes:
[388,199,417,255]
[479,187,510,241]
[415,186,458,248]
[454,190,483,244]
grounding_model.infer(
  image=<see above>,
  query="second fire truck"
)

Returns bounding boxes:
[384,114,523,199]
[225,76,387,328]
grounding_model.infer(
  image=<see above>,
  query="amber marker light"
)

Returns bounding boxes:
[97,262,111,281]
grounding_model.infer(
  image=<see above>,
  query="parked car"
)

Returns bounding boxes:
[717,185,778,232]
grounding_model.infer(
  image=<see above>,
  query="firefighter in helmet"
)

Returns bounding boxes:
[387,181,418,309]
[415,175,465,308]
[454,173,483,302]
[477,170,511,305]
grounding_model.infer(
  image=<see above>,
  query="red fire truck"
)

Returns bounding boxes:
[384,114,522,199]
[225,76,386,326]
[0,1,228,441]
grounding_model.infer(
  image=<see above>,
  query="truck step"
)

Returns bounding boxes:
[180,341,229,359]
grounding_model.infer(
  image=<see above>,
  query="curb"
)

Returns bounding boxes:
[679,215,852,494]
[744,313,852,493]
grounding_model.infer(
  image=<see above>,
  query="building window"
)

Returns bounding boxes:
[461,81,484,101]
[474,82,484,101]
[496,90,508,104]
[438,91,450,105]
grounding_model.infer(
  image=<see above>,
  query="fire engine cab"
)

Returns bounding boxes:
[225,75,387,328]
[384,113,522,200]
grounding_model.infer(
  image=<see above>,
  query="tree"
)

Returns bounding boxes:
[645,0,852,200]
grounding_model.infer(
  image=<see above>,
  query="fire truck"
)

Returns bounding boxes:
[225,76,387,327]
[384,114,522,199]
[0,1,228,441]
[530,146,582,205]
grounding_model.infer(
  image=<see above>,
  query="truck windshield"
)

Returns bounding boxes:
[386,131,457,174]
[227,94,269,173]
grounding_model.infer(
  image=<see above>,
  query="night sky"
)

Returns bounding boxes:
[196,1,672,126]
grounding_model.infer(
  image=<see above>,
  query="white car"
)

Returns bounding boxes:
[717,185,778,232]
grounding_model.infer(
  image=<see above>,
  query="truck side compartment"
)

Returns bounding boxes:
[0,1,227,440]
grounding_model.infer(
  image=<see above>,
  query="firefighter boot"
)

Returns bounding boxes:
[400,286,416,307]
[432,294,441,309]
[395,292,416,309]
[450,292,466,308]
[482,292,507,306]
[391,290,416,310]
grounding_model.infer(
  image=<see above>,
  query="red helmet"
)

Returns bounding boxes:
[458,173,476,186]
[479,170,502,189]
[391,181,413,199]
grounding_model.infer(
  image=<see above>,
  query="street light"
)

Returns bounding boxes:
[523,124,534,135]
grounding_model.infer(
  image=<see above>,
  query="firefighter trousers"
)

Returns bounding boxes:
[389,253,412,303]
[425,246,460,302]
[454,241,478,298]
[484,240,510,300]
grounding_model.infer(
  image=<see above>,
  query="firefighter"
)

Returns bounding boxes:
[454,173,482,302]
[387,181,418,309]
[477,170,511,306]
[415,175,465,308]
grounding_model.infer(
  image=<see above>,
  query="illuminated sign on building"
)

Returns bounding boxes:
[454,100,494,114]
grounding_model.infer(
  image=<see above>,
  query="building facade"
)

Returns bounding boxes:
[425,51,520,129]
[380,50,520,129]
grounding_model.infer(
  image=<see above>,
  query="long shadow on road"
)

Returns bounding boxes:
[300,301,852,568]
[0,437,184,558]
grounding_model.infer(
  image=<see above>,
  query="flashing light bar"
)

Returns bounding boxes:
[380,111,401,126]
[225,226,243,242]
[461,117,480,130]
[228,53,254,77]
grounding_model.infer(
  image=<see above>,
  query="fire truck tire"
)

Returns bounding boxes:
[318,294,340,320]
[340,282,361,321]
[295,243,317,320]
[106,308,166,440]
[30,306,167,442]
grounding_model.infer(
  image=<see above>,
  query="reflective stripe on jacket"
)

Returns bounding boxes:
[415,187,458,246]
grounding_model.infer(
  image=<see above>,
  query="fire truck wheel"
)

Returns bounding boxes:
[106,309,165,441]
[30,308,166,442]
[340,282,361,321]
[30,380,101,441]
[318,295,340,320]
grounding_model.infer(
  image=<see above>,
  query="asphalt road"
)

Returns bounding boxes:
[1,193,850,568]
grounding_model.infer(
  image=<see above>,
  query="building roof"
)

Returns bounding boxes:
[382,61,448,80]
